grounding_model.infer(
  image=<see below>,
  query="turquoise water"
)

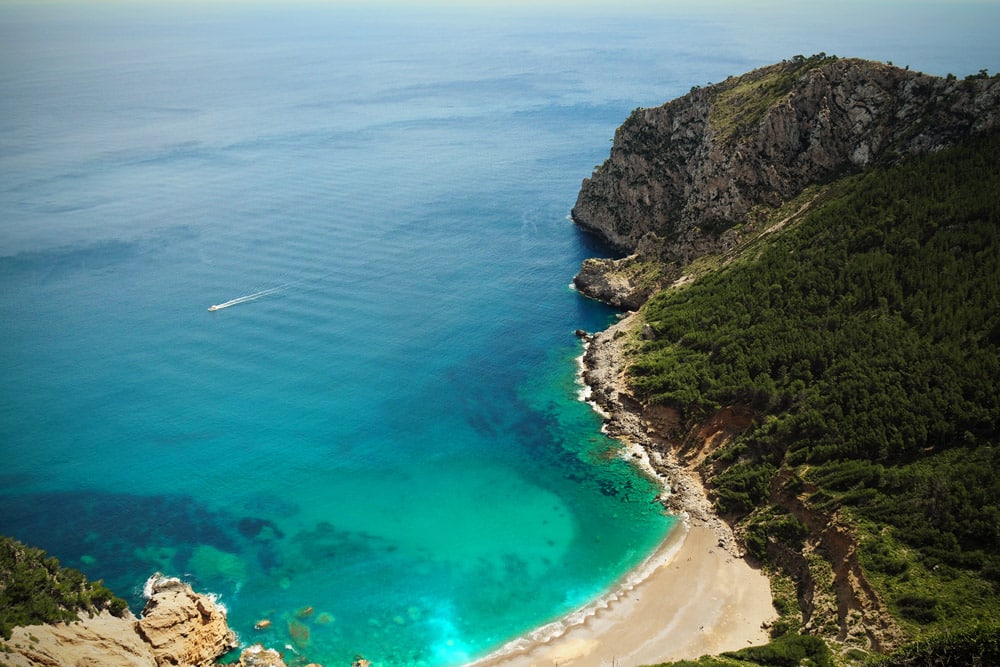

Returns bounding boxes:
[1,4,997,666]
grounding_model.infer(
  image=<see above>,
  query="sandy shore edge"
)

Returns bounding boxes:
[468,312,775,667]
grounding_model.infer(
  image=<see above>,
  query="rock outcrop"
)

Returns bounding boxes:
[136,574,238,666]
[237,643,289,667]
[572,57,1000,303]
[1,610,157,667]
[0,574,238,667]
[573,256,661,310]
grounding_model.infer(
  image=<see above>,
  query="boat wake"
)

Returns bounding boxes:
[208,281,302,312]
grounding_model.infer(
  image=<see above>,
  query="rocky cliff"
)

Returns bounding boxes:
[0,574,237,667]
[572,56,1000,305]
[136,574,238,666]
[2,610,158,667]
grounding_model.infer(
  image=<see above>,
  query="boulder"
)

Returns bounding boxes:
[239,643,289,667]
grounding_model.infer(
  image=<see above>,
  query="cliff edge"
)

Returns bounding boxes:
[572,56,1000,306]
[1,573,238,667]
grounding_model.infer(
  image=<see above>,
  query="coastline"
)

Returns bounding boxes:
[470,523,773,667]
[469,312,776,667]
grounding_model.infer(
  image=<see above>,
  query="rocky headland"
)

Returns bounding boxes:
[572,56,1000,308]
[0,571,303,667]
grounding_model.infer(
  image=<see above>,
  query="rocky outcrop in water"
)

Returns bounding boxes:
[571,57,1000,304]
[136,574,238,666]
[573,256,660,310]
[238,643,290,667]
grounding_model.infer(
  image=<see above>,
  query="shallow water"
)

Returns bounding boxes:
[1,4,996,666]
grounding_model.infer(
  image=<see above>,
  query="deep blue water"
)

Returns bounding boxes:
[1,3,997,666]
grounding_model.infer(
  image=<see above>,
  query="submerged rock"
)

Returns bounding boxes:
[287,618,311,650]
[239,643,289,667]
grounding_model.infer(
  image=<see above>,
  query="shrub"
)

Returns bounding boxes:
[0,536,129,639]
[895,594,939,624]
[722,632,833,667]
[866,623,1000,666]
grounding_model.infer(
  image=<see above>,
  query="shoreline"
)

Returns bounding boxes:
[468,312,775,667]
[468,519,690,667]
[470,522,774,667]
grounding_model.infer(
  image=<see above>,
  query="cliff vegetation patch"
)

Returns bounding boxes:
[0,535,128,640]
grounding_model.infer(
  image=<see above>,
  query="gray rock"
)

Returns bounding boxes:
[572,57,1000,296]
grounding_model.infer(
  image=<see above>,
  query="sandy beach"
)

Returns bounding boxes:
[468,314,777,667]
[471,520,774,667]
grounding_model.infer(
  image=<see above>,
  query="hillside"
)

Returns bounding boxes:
[573,57,1000,665]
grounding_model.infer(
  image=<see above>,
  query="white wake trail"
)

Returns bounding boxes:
[207,284,289,312]
[208,270,334,312]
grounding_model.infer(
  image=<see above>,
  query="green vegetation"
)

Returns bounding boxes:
[627,128,1000,649]
[0,535,129,640]
[864,623,1000,666]
[647,633,833,667]
[645,626,1000,667]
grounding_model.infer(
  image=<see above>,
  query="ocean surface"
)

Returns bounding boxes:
[1,3,997,666]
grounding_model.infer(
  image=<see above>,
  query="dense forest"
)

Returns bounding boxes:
[0,535,128,641]
[627,129,999,663]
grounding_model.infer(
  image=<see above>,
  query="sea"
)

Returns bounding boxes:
[1,3,997,666]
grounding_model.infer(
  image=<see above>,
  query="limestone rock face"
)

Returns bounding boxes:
[573,256,656,310]
[572,58,1000,297]
[0,610,156,667]
[136,574,238,667]
[0,572,276,667]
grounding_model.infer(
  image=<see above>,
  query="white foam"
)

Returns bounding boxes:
[574,347,592,403]
[207,272,333,312]
[206,592,228,616]
[574,344,610,419]
[207,284,286,311]
[142,574,158,600]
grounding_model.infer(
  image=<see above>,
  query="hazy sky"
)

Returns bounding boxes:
[1,0,997,78]
[3,0,998,9]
